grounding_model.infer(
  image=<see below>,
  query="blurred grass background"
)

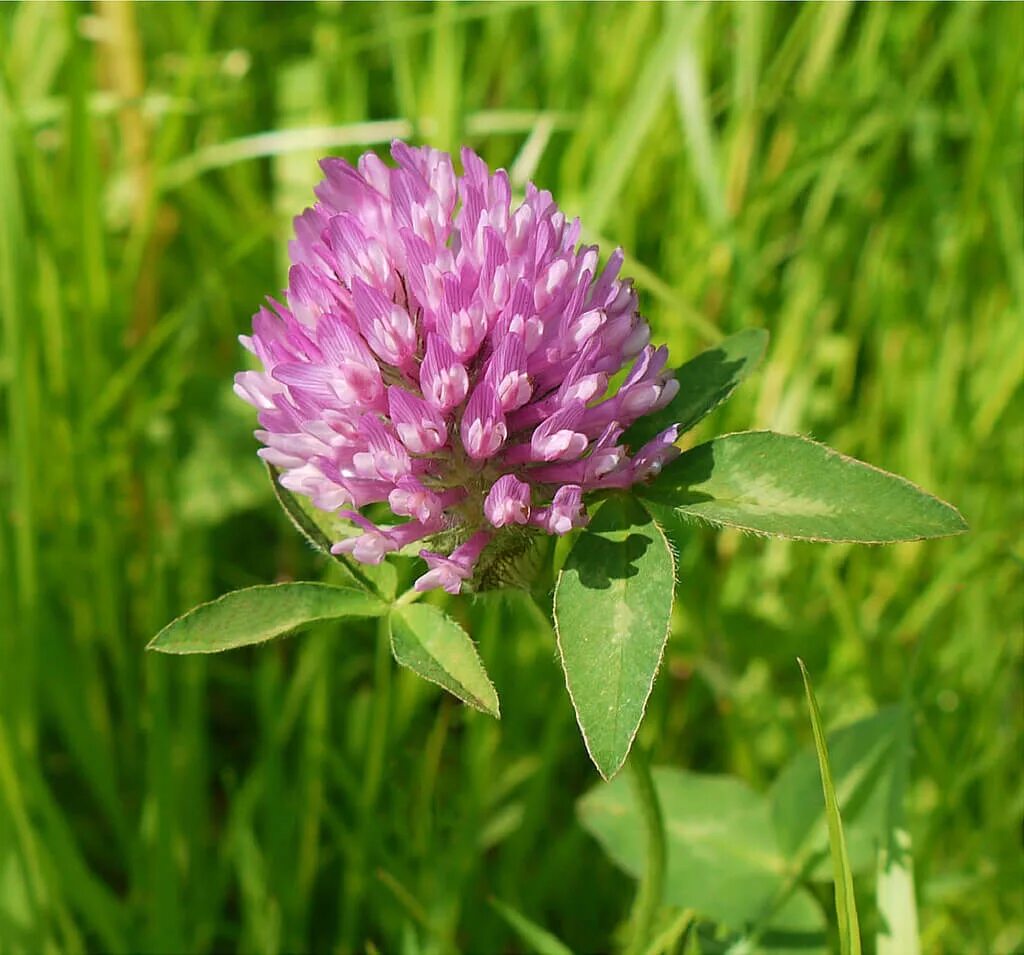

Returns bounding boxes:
[0,1,1021,952]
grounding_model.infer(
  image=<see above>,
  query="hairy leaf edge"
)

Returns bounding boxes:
[387,607,501,719]
[147,582,387,654]
[552,504,676,780]
[638,430,968,543]
[674,327,769,434]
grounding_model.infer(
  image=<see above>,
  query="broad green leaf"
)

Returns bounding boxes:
[761,889,829,955]
[622,328,769,449]
[553,495,675,779]
[267,463,397,599]
[488,898,574,955]
[798,661,861,955]
[639,431,967,542]
[711,891,829,955]
[578,767,824,940]
[770,706,902,879]
[388,603,499,718]
[147,583,387,654]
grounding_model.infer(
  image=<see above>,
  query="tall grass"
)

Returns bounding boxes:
[0,2,1021,952]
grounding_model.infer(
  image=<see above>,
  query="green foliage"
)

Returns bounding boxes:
[0,2,1020,953]
[488,897,574,955]
[641,431,967,543]
[554,496,675,779]
[266,461,355,559]
[622,327,769,449]
[769,706,904,881]
[579,703,908,952]
[798,660,862,955]
[876,826,920,955]
[147,583,387,654]
[580,767,827,951]
[623,751,667,955]
[267,463,398,598]
[388,602,500,718]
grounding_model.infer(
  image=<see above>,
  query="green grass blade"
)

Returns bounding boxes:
[488,897,575,955]
[798,659,861,955]
[876,826,920,955]
[582,3,696,233]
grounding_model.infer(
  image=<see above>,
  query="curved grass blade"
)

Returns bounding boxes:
[488,897,574,955]
[798,659,861,955]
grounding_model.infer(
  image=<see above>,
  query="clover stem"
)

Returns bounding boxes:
[625,744,666,955]
[394,586,426,607]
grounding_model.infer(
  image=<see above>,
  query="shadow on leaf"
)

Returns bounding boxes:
[566,530,652,590]
[639,440,716,506]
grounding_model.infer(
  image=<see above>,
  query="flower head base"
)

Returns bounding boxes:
[236,142,679,593]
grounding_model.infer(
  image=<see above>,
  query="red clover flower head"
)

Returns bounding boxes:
[235,142,680,594]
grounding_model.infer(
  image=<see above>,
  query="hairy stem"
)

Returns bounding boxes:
[394,586,426,607]
[625,746,666,955]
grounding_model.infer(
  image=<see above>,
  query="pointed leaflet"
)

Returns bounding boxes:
[388,603,500,717]
[266,462,397,599]
[553,495,675,779]
[621,328,768,449]
[266,461,349,556]
[638,431,967,543]
[148,583,387,654]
